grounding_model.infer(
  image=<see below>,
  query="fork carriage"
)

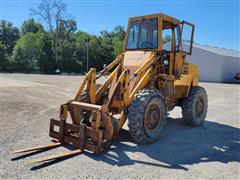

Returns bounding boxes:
[49,53,150,154]
[49,102,112,154]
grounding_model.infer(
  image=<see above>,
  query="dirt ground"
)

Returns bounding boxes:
[1,73,239,179]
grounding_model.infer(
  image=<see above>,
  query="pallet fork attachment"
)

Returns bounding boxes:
[11,142,82,163]
[11,142,62,154]
[30,149,82,163]
[10,53,153,163]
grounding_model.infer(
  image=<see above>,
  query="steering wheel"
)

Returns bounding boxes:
[140,41,153,48]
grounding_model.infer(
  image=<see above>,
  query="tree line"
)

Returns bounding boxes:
[0,0,125,74]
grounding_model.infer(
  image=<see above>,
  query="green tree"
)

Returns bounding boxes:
[74,31,90,72]
[56,19,78,72]
[0,20,19,71]
[58,19,77,39]
[21,18,44,34]
[98,26,126,66]
[11,32,55,73]
[0,42,10,71]
[0,20,20,54]
[73,26,126,73]
[98,32,115,67]
[37,32,56,72]
[112,25,126,41]
[57,39,79,72]
[11,33,38,72]
[112,26,126,56]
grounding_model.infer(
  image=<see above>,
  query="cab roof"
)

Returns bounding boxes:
[128,13,181,25]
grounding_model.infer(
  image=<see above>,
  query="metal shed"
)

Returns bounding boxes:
[187,44,240,83]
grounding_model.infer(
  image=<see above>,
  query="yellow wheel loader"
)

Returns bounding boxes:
[12,13,208,163]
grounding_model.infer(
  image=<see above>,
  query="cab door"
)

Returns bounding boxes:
[174,21,195,79]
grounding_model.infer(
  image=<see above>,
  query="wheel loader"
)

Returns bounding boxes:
[12,13,208,163]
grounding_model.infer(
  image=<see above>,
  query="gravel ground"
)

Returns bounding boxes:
[1,73,240,179]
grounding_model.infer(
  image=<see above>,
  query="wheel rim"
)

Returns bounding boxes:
[196,97,204,117]
[144,101,162,131]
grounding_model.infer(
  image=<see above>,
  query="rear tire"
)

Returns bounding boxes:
[128,88,167,144]
[181,86,208,126]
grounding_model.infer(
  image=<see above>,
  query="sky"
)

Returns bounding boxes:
[1,0,239,51]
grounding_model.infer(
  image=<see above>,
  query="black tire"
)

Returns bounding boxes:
[128,88,167,144]
[181,86,208,127]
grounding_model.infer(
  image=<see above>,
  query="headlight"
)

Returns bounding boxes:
[163,59,169,66]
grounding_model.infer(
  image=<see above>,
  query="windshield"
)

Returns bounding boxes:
[126,18,158,49]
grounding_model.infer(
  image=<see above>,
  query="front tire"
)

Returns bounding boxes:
[128,88,167,144]
[181,86,208,126]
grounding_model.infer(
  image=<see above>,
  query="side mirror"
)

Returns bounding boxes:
[179,21,195,55]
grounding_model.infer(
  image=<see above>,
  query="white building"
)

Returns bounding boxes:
[187,44,240,83]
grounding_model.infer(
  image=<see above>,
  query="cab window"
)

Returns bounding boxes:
[126,21,139,49]
[126,18,158,49]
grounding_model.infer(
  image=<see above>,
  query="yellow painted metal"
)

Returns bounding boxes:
[88,68,97,104]
[174,74,193,98]
[123,71,130,106]
[72,68,97,124]
[107,69,130,108]
[188,63,199,86]
[129,67,153,105]
[92,111,101,129]
[74,68,95,101]
[133,53,155,76]
[158,16,163,50]
[128,13,180,26]
[101,106,114,142]
[171,28,175,51]
[95,64,121,102]
[168,52,174,75]
[174,52,185,79]
[100,54,123,75]
[59,104,68,120]
[117,111,127,132]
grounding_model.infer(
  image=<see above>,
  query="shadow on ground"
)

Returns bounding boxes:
[86,118,240,170]
[24,117,240,170]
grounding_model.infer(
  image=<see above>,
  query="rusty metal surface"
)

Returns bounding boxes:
[30,149,82,163]
[11,143,62,154]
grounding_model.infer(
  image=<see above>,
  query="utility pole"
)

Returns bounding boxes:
[85,36,89,72]
[55,19,61,69]
[55,19,65,70]
[55,24,58,68]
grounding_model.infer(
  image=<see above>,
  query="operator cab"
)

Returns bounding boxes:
[123,13,195,78]
[124,13,194,54]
